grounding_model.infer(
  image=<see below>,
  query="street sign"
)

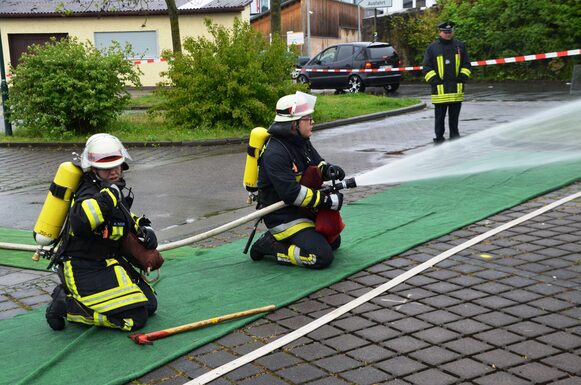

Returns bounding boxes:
[359,0,391,8]
[287,31,304,46]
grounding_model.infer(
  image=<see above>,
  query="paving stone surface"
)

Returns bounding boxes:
[1,169,580,384]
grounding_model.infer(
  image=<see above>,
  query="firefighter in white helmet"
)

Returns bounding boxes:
[45,134,163,331]
[249,92,347,268]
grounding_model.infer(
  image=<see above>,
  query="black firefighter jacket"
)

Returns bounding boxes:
[423,37,471,104]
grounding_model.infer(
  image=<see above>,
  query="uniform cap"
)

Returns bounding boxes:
[438,21,455,32]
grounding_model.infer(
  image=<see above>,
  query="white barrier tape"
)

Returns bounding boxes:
[4,48,579,79]
[301,48,581,73]
[187,189,581,385]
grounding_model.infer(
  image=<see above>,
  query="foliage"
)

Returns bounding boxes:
[437,0,581,79]
[154,18,306,131]
[8,37,141,138]
[386,0,580,80]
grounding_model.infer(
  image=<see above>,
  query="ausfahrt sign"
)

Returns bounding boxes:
[359,0,392,8]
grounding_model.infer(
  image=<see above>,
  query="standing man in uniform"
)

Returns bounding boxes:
[423,21,471,144]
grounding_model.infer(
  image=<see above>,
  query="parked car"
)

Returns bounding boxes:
[296,42,401,93]
[291,56,311,80]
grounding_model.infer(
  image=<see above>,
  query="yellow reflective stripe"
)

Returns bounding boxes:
[271,220,315,240]
[81,283,141,307]
[300,253,316,265]
[437,84,444,95]
[287,244,298,265]
[81,199,104,230]
[317,161,327,173]
[431,93,464,103]
[105,258,118,267]
[67,313,95,326]
[437,55,444,79]
[91,293,148,313]
[457,83,463,93]
[110,226,123,240]
[114,264,131,287]
[293,186,312,206]
[424,70,437,82]
[455,53,460,76]
[99,188,117,207]
[460,67,471,77]
[62,260,79,297]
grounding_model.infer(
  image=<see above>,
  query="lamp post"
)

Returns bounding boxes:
[306,0,311,57]
[0,31,13,136]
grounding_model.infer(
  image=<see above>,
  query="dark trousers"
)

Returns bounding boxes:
[434,102,462,140]
[284,228,340,269]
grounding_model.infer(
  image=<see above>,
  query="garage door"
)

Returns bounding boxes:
[8,33,68,67]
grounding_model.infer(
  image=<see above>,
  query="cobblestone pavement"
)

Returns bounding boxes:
[123,182,580,385]
[3,182,580,384]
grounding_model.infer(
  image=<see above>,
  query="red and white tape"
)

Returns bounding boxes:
[301,48,581,73]
[131,58,167,65]
[3,48,580,79]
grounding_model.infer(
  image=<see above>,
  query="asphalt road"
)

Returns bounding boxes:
[0,81,577,243]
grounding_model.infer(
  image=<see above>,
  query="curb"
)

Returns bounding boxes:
[0,102,426,148]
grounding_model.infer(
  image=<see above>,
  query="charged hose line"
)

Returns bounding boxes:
[0,201,288,254]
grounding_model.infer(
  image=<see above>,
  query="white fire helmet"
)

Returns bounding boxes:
[80,133,131,171]
[274,91,317,122]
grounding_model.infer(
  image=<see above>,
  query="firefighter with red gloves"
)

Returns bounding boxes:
[45,134,163,332]
[249,92,346,269]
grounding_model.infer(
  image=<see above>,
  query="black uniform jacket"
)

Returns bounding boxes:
[60,172,134,261]
[423,37,471,103]
[257,133,324,229]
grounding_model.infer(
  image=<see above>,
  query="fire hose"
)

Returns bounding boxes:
[0,177,357,253]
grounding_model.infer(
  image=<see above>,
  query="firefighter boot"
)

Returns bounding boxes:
[250,232,287,261]
[46,285,67,331]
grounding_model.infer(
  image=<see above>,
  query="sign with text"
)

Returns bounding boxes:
[359,0,392,8]
[287,31,305,46]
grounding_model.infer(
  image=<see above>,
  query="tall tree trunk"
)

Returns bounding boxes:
[165,0,182,53]
[270,0,281,37]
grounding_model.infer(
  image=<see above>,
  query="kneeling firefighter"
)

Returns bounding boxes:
[44,134,163,331]
[248,91,346,269]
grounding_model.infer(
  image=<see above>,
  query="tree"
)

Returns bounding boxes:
[155,18,305,131]
[270,0,281,37]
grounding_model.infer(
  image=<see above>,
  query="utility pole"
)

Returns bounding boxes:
[0,32,13,136]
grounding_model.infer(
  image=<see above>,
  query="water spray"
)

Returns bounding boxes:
[356,99,581,187]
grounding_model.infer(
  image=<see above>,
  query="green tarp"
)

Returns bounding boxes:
[1,161,579,385]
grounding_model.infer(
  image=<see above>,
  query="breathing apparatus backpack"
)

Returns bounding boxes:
[243,126,270,195]
[33,161,83,246]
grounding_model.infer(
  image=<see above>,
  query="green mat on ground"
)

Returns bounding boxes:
[1,161,580,385]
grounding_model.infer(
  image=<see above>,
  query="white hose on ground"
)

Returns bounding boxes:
[157,201,286,252]
[0,201,287,253]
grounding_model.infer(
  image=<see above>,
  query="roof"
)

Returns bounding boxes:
[0,0,252,17]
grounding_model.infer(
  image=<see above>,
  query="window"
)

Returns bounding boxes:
[336,45,354,62]
[403,0,413,8]
[94,31,158,60]
[318,47,337,64]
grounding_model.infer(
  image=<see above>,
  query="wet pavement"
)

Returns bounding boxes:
[1,81,580,384]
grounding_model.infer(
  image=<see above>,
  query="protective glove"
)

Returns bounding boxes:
[138,226,158,250]
[135,216,152,228]
[325,164,345,181]
[429,77,442,87]
[458,73,468,83]
[320,192,343,211]
[100,184,121,208]
[121,232,164,271]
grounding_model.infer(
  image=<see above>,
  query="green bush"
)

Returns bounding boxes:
[155,18,306,131]
[8,37,141,138]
